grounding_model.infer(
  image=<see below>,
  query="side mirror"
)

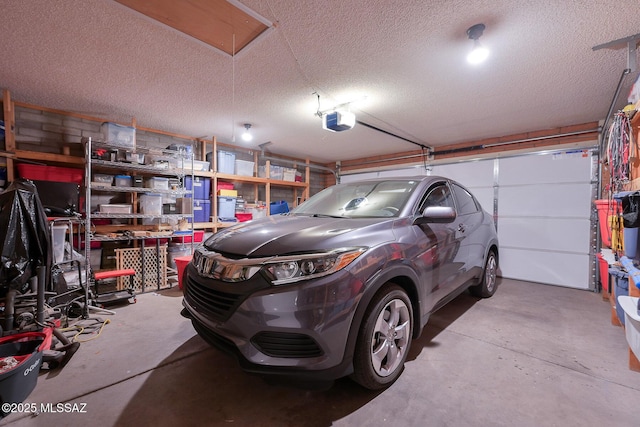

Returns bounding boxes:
[413,206,456,225]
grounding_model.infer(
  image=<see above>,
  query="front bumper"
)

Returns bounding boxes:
[181,262,363,380]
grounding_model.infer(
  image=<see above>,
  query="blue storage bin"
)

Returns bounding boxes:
[190,199,211,223]
[624,227,640,258]
[609,267,629,326]
[270,200,289,215]
[614,191,640,259]
[217,196,237,221]
[185,176,211,200]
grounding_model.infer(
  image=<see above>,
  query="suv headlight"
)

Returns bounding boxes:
[263,247,366,285]
[193,247,366,285]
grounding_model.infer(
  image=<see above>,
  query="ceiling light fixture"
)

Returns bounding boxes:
[466,23,489,65]
[241,123,253,142]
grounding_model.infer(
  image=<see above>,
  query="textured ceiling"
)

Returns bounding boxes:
[1,0,639,163]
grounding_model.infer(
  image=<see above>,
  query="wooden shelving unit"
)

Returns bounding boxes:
[2,89,314,236]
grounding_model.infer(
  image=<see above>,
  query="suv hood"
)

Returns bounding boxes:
[204,214,397,257]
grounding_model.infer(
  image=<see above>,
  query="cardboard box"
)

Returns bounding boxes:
[176,198,193,214]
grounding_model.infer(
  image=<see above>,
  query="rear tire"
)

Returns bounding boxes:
[470,250,498,298]
[351,284,413,390]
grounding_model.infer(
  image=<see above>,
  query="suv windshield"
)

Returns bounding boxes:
[293,179,420,218]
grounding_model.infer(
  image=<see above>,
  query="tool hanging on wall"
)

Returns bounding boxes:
[606,110,637,191]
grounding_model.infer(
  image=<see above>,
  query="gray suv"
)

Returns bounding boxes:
[181,176,499,389]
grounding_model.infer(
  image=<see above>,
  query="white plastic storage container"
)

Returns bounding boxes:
[145,177,169,190]
[217,150,236,174]
[99,204,132,213]
[235,160,255,177]
[193,160,210,172]
[92,173,114,186]
[619,296,640,362]
[283,167,297,182]
[258,164,284,179]
[139,193,162,215]
[52,225,68,263]
[101,122,135,149]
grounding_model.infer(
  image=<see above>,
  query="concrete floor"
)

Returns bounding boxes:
[0,278,638,427]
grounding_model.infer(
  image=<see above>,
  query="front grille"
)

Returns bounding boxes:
[185,275,244,321]
[251,332,324,358]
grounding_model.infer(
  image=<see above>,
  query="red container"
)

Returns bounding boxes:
[17,164,83,184]
[594,199,621,248]
[175,255,193,290]
[235,213,253,222]
[171,230,204,244]
[216,181,234,191]
[596,253,610,292]
[144,238,169,246]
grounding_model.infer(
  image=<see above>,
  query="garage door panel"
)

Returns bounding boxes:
[499,152,592,185]
[498,217,590,253]
[378,167,426,178]
[468,187,493,215]
[499,183,592,217]
[499,248,590,289]
[432,160,494,187]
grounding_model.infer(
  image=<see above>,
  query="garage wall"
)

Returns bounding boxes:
[341,148,598,290]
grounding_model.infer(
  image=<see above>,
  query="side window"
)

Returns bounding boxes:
[419,184,455,213]
[452,183,479,215]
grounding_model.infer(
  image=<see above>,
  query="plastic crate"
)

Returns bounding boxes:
[101,122,135,149]
[218,196,237,221]
[185,177,211,199]
[145,177,169,190]
[171,230,204,244]
[99,204,132,213]
[619,296,640,362]
[235,212,253,222]
[114,175,132,187]
[139,194,162,215]
[270,200,289,215]
[217,150,236,174]
[93,173,114,185]
[17,164,83,184]
[192,199,211,223]
[609,267,629,326]
[235,160,255,177]
[283,167,297,182]
[217,181,234,191]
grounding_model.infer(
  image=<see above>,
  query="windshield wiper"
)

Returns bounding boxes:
[311,213,344,219]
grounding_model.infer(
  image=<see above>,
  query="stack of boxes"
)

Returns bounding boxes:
[185,176,211,223]
[217,181,237,222]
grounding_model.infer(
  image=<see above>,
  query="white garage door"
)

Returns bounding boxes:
[341,149,597,290]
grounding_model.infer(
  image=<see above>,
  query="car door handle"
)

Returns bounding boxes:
[457,223,466,233]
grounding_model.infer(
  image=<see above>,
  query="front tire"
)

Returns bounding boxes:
[352,284,413,390]
[470,250,498,298]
